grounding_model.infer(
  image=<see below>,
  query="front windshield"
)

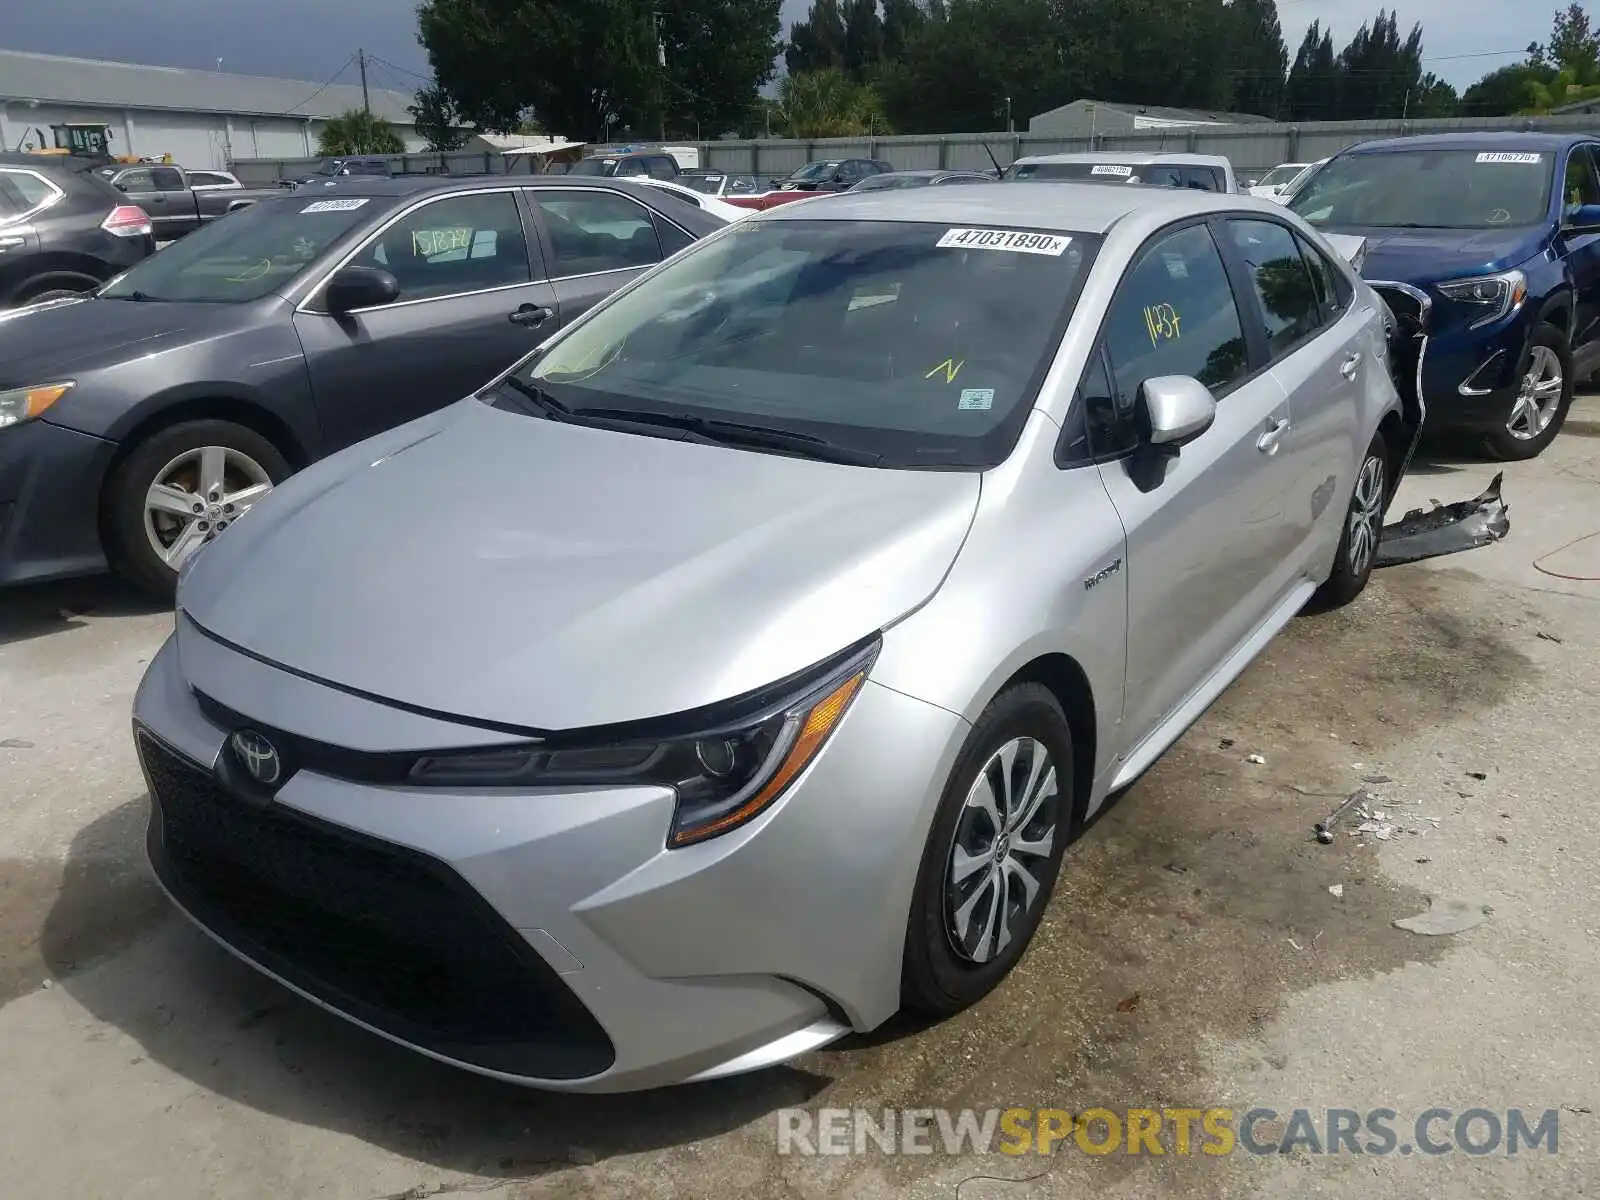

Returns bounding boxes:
[1290,149,1555,230]
[680,173,724,194]
[511,219,1098,469]
[789,161,841,182]
[1257,165,1305,188]
[100,194,376,302]
[1008,161,1144,184]
[854,175,928,191]
[568,157,617,177]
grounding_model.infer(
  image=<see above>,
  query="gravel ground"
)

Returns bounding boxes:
[2,403,1598,1199]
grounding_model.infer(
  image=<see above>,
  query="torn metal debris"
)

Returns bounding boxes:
[1375,473,1510,568]
[1315,788,1370,843]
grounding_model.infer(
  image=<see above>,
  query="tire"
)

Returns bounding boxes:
[1481,325,1573,461]
[103,420,290,598]
[1313,432,1388,609]
[19,287,92,305]
[902,683,1074,1016]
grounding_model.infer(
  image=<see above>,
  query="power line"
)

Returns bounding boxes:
[280,54,357,115]
[367,54,434,85]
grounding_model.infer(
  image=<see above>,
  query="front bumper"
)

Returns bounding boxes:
[132,624,967,1092]
[0,418,116,587]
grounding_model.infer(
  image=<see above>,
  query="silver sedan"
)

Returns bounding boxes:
[133,184,1413,1092]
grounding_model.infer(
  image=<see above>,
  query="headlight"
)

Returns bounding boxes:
[0,381,73,430]
[1435,269,1527,329]
[409,638,880,847]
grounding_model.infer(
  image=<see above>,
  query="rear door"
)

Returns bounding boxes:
[1222,215,1363,579]
[148,166,199,236]
[0,174,43,288]
[1090,220,1297,748]
[293,188,559,452]
[523,186,684,325]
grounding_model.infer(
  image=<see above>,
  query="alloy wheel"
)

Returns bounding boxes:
[944,737,1060,964]
[1346,453,1386,578]
[1506,345,1564,441]
[142,445,274,570]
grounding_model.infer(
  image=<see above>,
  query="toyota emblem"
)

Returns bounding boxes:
[230,729,282,786]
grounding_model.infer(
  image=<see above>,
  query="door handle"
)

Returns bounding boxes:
[1340,352,1362,380]
[0,236,23,249]
[1256,417,1290,454]
[509,304,553,328]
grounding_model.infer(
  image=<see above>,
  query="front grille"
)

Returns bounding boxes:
[139,730,614,1079]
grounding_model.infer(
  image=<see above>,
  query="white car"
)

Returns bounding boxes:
[635,177,753,223]
[1251,160,1329,204]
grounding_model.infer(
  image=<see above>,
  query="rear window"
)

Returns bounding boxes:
[517,219,1100,469]
[569,158,619,177]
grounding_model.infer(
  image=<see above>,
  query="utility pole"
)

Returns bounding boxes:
[654,12,667,141]
[358,48,371,116]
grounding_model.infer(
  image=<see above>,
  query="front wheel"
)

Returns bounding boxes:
[1314,432,1388,609]
[1482,326,1572,461]
[901,683,1073,1016]
[103,420,290,597]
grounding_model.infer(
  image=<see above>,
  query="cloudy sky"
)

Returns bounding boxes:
[7,0,1550,96]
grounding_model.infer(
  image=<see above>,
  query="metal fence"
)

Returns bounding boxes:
[230,113,1600,185]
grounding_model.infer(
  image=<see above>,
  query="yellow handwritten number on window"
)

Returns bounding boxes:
[1143,304,1181,346]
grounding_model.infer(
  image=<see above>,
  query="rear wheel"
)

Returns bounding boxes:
[902,684,1073,1016]
[1482,326,1572,461]
[103,420,289,597]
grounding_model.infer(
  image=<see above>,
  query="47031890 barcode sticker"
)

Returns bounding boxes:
[936,228,1071,256]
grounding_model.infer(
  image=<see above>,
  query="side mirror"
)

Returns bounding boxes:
[1565,202,1600,232]
[324,265,400,314]
[114,182,128,192]
[1142,375,1217,450]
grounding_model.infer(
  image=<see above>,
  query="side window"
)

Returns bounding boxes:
[655,216,693,257]
[1081,346,1137,459]
[347,192,532,302]
[0,169,58,214]
[1294,231,1350,324]
[116,168,155,191]
[151,167,187,192]
[1562,147,1600,214]
[1227,219,1323,356]
[646,157,677,180]
[1145,164,1184,189]
[1103,223,1251,406]
[189,172,223,186]
[531,190,662,276]
[1180,167,1220,192]
[616,158,649,178]
[728,175,758,195]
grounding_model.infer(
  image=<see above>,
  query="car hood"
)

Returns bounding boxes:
[179,400,981,731]
[1316,225,1550,286]
[0,297,232,385]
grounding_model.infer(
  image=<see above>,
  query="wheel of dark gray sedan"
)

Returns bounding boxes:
[104,420,290,597]
[1482,325,1573,461]
[17,287,90,305]
[1314,432,1388,609]
[902,683,1073,1016]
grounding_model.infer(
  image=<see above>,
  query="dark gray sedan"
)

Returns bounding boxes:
[0,175,722,594]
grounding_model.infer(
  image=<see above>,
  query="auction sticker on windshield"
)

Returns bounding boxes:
[1091,164,1135,177]
[1476,152,1542,165]
[937,228,1071,255]
[301,198,370,212]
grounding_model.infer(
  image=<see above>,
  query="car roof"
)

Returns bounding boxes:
[1345,131,1587,154]
[1014,151,1231,168]
[760,180,1247,235]
[874,169,983,180]
[287,174,677,200]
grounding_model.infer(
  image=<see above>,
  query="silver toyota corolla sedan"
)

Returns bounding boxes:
[133,184,1414,1093]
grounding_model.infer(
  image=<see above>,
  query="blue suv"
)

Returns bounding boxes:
[1289,132,1599,459]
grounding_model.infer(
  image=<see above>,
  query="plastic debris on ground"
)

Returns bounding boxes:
[1328,884,1344,899]
[1374,473,1510,568]
[1394,898,1492,936]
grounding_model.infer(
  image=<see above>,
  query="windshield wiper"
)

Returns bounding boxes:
[575,406,883,465]
[105,289,155,302]
[497,376,573,419]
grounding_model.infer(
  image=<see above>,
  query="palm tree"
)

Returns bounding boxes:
[775,70,886,138]
[316,109,406,156]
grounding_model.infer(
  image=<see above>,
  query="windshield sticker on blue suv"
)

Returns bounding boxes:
[300,198,369,212]
[1476,152,1542,165]
[936,228,1071,256]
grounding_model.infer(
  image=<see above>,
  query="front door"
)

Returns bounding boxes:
[1562,144,1600,368]
[293,188,559,453]
[1091,220,1298,749]
[524,186,676,326]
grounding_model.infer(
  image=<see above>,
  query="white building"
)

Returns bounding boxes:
[1028,99,1274,139]
[0,48,428,170]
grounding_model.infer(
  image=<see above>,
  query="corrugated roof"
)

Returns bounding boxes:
[0,48,416,123]
[1035,98,1275,125]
